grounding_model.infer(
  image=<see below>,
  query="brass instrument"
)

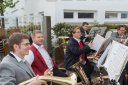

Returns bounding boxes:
[71,62,90,85]
[19,73,77,85]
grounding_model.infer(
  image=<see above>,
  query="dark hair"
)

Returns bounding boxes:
[116,25,126,30]
[9,32,29,52]
[82,22,89,26]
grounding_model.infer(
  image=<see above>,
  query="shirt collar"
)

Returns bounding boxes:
[10,51,25,62]
[33,43,44,49]
[73,37,81,43]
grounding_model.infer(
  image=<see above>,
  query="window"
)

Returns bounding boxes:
[64,12,73,18]
[46,0,57,2]
[29,14,34,22]
[62,0,72,1]
[78,13,94,18]
[105,13,118,19]
[23,16,27,24]
[121,13,127,19]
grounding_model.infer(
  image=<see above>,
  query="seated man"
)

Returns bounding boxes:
[64,26,93,84]
[110,25,127,85]
[25,30,67,77]
[111,25,127,43]
[0,33,47,85]
[80,22,92,43]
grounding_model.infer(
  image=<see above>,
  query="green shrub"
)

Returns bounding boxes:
[52,22,72,37]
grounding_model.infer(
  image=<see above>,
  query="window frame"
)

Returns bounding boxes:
[78,12,94,19]
[64,12,74,19]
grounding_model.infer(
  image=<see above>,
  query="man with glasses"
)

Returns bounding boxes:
[111,25,127,43]
[111,25,128,85]
[0,33,47,85]
[64,26,93,84]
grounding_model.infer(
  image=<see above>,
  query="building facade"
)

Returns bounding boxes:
[4,0,128,28]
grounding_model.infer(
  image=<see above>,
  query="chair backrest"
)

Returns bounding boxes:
[54,45,64,68]
[0,29,5,39]
[3,42,9,56]
[90,27,108,37]
[89,27,99,37]
[99,27,108,37]
[105,30,113,39]
[0,40,4,54]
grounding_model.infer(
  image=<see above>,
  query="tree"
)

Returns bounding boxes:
[0,0,19,28]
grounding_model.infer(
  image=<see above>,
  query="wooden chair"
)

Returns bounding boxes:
[105,30,113,39]
[3,42,9,56]
[54,45,64,68]
[0,40,5,60]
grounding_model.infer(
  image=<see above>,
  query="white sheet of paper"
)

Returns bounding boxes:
[103,41,128,81]
[91,34,106,51]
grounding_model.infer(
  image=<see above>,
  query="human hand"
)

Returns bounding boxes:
[28,75,47,85]
[121,39,125,43]
[85,34,91,38]
[88,42,92,48]
[44,69,53,76]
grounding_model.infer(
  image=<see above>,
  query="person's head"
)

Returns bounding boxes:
[116,25,126,35]
[71,26,81,39]
[32,30,44,46]
[82,22,89,31]
[9,33,30,58]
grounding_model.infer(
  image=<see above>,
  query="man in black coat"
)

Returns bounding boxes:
[80,22,91,43]
[64,26,93,84]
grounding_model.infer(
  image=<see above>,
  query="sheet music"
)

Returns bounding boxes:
[103,41,128,81]
[91,34,106,51]
[97,43,111,68]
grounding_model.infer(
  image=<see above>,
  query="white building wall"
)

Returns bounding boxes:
[4,0,128,28]
[24,0,56,25]
[54,0,128,25]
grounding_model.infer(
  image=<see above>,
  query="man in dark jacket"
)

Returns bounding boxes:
[80,22,91,43]
[64,26,93,84]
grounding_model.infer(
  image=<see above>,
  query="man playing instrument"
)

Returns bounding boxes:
[0,33,47,85]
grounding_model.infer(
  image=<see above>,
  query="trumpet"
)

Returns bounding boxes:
[19,73,77,85]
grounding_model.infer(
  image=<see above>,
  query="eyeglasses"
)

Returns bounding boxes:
[120,30,126,31]
[20,43,30,46]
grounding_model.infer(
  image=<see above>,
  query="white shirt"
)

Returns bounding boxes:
[10,52,25,62]
[25,43,53,70]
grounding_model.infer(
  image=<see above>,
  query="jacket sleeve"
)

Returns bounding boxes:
[0,63,16,85]
[67,40,91,56]
[111,32,121,42]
